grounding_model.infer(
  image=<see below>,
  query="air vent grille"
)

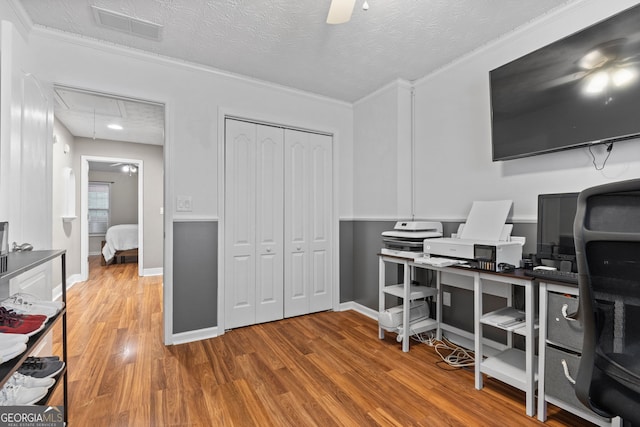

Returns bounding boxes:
[91,6,163,41]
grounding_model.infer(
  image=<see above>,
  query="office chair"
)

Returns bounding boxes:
[574,178,640,424]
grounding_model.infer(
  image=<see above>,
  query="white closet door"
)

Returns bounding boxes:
[284,130,332,317]
[225,120,257,329]
[225,119,284,329]
[255,125,284,324]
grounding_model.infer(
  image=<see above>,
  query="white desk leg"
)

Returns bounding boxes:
[402,260,411,352]
[506,289,513,349]
[538,282,548,421]
[474,272,483,390]
[525,281,535,417]
[379,257,385,340]
[436,270,442,341]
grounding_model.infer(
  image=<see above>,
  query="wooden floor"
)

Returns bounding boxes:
[50,256,596,426]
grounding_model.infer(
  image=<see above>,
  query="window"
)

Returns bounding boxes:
[88,182,110,235]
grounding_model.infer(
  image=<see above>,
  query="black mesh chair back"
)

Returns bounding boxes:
[574,178,640,424]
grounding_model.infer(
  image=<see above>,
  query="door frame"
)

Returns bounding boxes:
[217,108,340,335]
[80,155,144,280]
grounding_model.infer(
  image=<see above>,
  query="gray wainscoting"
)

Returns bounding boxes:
[173,221,218,333]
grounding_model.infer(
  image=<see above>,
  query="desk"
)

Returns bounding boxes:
[378,254,538,417]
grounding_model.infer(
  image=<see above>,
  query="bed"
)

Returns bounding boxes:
[101,224,139,265]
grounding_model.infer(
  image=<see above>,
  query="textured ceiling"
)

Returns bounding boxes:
[15,0,582,145]
[17,0,580,103]
[54,86,164,144]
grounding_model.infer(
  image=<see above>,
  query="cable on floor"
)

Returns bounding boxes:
[411,331,475,370]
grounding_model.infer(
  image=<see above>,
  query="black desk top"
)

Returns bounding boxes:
[0,250,65,281]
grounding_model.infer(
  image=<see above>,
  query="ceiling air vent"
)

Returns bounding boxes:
[91,6,163,41]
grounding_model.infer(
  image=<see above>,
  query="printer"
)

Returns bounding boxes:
[381,221,443,258]
[422,200,525,272]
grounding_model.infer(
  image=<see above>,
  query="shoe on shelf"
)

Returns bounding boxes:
[0,308,47,336]
[0,342,27,364]
[0,384,48,406]
[7,372,55,389]
[0,332,28,344]
[17,357,65,379]
[8,293,64,313]
[26,355,60,362]
[1,296,58,319]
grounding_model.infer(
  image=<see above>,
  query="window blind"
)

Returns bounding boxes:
[88,182,110,235]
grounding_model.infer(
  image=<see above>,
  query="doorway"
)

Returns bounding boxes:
[51,85,165,282]
[81,156,144,279]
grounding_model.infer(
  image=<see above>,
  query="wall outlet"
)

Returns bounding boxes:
[443,291,451,307]
[176,195,192,212]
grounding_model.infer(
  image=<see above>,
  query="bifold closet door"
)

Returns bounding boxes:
[284,129,332,318]
[224,119,284,329]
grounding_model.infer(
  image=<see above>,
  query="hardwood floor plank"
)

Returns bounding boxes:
[52,256,596,426]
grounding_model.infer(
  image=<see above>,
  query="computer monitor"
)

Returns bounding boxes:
[536,192,579,272]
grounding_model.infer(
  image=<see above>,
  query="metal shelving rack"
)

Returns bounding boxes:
[0,250,67,424]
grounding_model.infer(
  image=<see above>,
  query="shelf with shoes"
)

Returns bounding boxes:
[0,250,67,422]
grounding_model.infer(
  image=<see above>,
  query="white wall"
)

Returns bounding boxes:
[52,119,79,282]
[353,80,413,219]
[411,0,640,222]
[26,30,354,221]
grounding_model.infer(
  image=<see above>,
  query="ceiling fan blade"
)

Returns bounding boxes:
[327,0,356,24]
[537,71,589,90]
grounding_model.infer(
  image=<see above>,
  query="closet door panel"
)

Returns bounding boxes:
[308,134,333,312]
[286,251,307,317]
[230,255,252,305]
[255,125,284,323]
[224,119,257,328]
[284,130,332,317]
[289,142,307,244]
[284,135,310,317]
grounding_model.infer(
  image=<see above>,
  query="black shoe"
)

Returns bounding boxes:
[18,356,65,378]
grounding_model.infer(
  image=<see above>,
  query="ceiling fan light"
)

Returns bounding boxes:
[578,49,607,70]
[327,0,356,24]
[612,67,637,87]
[584,70,609,94]
[122,165,130,173]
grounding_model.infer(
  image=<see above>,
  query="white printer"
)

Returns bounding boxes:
[422,200,525,272]
[381,221,442,259]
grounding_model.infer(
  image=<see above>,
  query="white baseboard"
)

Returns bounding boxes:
[170,303,373,345]
[170,303,374,345]
[52,273,83,301]
[89,251,101,256]
[143,267,163,277]
[171,326,219,345]
[339,301,378,320]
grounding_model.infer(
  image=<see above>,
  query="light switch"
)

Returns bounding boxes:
[176,195,192,212]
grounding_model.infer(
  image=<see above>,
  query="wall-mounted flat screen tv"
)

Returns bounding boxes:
[490,4,640,161]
